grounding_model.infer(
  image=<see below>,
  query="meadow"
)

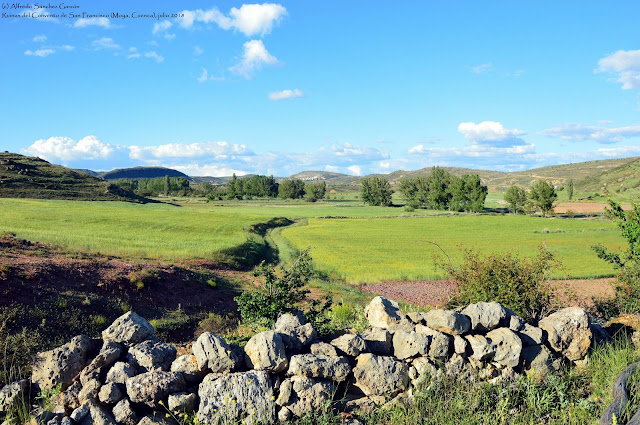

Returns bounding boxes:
[282,215,625,283]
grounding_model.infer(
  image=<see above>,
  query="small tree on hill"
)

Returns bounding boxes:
[529,180,557,217]
[504,185,528,214]
[567,179,574,201]
[278,179,306,199]
[360,176,393,206]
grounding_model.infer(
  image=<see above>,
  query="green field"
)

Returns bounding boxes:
[0,198,626,281]
[282,215,625,283]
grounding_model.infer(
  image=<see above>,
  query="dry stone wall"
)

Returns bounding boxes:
[1,297,608,425]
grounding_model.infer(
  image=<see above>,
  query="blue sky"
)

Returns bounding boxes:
[1,1,640,176]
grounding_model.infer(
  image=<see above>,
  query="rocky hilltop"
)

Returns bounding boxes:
[0,296,629,425]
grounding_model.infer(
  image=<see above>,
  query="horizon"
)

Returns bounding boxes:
[2,1,640,177]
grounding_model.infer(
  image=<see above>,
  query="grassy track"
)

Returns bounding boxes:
[282,215,625,283]
[0,198,263,260]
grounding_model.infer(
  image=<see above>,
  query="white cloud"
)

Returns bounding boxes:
[324,165,340,173]
[458,121,526,147]
[229,40,278,79]
[596,49,640,90]
[178,3,287,36]
[32,35,47,42]
[193,46,203,55]
[74,17,111,28]
[22,136,114,162]
[269,89,304,100]
[129,141,249,161]
[197,68,224,83]
[92,37,120,50]
[59,45,75,51]
[127,47,141,59]
[171,163,249,177]
[24,49,55,57]
[470,62,494,74]
[144,51,164,63]
[540,123,640,144]
[152,20,175,39]
[347,165,362,176]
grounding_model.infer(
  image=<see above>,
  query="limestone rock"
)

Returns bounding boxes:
[361,329,392,355]
[517,324,545,347]
[486,328,522,368]
[127,341,176,373]
[70,403,90,422]
[539,307,592,361]
[353,354,408,398]
[410,357,439,387]
[453,335,468,355]
[274,313,317,353]
[521,345,556,379]
[98,383,123,405]
[364,297,403,329]
[244,331,288,373]
[192,333,239,373]
[32,335,99,391]
[78,379,101,403]
[106,362,135,385]
[0,379,30,416]
[330,334,366,357]
[167,393,197,413]
[465,335,495,362]
[287,354,351,382]
[80,402,116,425]
[102,312,156,346]
[197,371,274,425]
[424,310,471,335]
[444,354,473,381]
[276,376,333,418]
[462,302,508,332]
[125,372,185,408]
[112,399,137,425]
[415,325,451,359]
[309,342,337,357]
[170,355,205,384]
[391,330,426,360]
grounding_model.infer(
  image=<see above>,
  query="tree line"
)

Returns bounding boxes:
[113,176,191,196]
[504,180,558,217]
[359,167,488,212]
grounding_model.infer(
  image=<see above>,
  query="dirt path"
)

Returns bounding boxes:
[360,277,616,309]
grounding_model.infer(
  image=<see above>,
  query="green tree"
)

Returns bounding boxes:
[226,174,241,199]
[360,176,393,206]
[504,185,528,214]
[426,167,452,209]
[567,179,574,201]
[529,180,557,217]
[163,175,170,196]
[449,175,487,212]
[278,179,306,199]
[304,181,326,202]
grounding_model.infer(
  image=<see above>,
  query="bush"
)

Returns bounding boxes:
[445,245,559,322]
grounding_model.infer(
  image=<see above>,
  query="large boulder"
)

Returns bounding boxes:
[106,362,135,385]
[517,324,545,347]
[125,371,185,408]
[276,376,334,418]
[274,313,317,353]
[415,325,451,359]
[424,310,471,335]
[98,383,123,405]
[112,398,137,425]
[521,345,557,380]
[486,328,522,368]
[330,334,367,357]
[102,312,156,346]
[364,297,403,329]
[309,342,338,357]
[192,332,240,373]
[360,330,392,355]
[461,302,508,332]
[127,340,177,373]
[197,371,274,425]
[539,307,593,361]
[287,354,351,382]
[465,335,495,362]
[353,354,409,398]
[392,330,428,360]
[244,331,288,373]
[32,335,99,391]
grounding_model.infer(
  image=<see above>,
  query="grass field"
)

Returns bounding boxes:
[282,215,625,283]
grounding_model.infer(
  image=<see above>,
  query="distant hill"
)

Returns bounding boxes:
[573,157,640,202]
[100,166,189,181]
[73,168,100,177]
[0,153,151,202]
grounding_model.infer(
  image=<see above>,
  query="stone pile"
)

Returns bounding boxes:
[1,297,604,425]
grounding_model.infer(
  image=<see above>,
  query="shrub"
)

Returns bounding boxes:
[196,312,238,337]
[445,245,559,322]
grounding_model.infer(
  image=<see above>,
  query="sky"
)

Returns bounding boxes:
[1,1,640,177]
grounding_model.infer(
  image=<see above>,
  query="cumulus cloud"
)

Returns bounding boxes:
[229,40,278,78]
[24,49,55,57]
[129,141,250,161]
[540,123,640,144]
[152,20,175,39]
[324,165,340,173]
[596,49,640,90]
[74,17,111,28]
[458,121,526,147]
[171,163,250,177]
[22,136,114,162]
[92,37,120,50]
[347,165,362,176]
[268,89,303,100]
[32,34,47,42]
[179,3,287,36]
[144,51,164,63]
[127,47,141,59]
[470,62,494,74]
